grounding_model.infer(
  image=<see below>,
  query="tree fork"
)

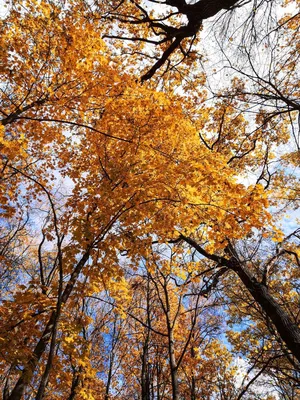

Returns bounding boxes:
[140,0,241,80]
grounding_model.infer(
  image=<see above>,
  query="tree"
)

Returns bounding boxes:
[0,0,299,398]
[99,0,278,81]
[96,0,300,373]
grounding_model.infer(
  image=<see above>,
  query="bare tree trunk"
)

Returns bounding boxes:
[3,374,10,400]
[156,360,161,400]
[104,353,114,400]
[141,340,150,400]
[168,328,179,400]
[163,278,179,400]
[142,274,152,400]
[35,308,61,400]
[105,314,123,400]
[190,346,196,400]
[67,372,81,400]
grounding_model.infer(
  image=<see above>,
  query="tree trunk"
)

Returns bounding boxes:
[8,251,91,400]
[3,374,10,400]
[67,372,81,400]
[104,354,113,400]
[141,341,150,400]
[181,235,300,365]
[190,346,196,400]
[141,274,151,400]
[8,311,56,400]
[168,329,179,400]
[156,359,161,400]
[234,263,300,364]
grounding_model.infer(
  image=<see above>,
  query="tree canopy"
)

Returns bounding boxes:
[0,0,299,399]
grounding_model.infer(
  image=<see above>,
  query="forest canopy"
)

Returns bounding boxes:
[0,0,299,399]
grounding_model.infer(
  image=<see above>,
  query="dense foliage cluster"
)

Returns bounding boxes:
[0,0,299,399]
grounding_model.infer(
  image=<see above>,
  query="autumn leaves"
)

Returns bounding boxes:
[0,0,300,399]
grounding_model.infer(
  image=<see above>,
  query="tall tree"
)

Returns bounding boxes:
[0,0,299,398]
